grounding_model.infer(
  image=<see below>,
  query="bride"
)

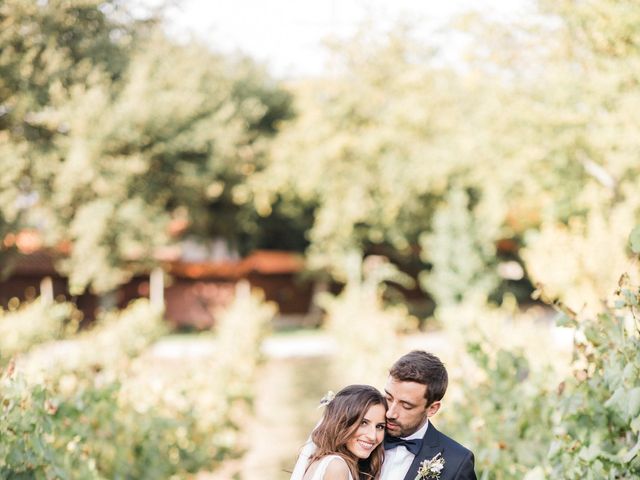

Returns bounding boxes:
[291,385,387,480]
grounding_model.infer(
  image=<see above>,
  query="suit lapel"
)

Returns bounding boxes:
[403,421,442,480]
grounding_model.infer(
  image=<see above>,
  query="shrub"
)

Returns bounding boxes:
[440,228,640,479]
[19,299,166,381]
[320,253,414,386]
[1,293,274,479]
[0,362,100,479]
[0,362,222,480]
[0,299,80,366]
[118,284,277,475]
[212,282,276,423]
[547,272,640,478]
[441,340,555,479]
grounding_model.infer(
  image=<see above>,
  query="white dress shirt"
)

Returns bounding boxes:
[380,420,429,480]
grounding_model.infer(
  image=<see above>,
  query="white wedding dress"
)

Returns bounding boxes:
[299,455,354,480]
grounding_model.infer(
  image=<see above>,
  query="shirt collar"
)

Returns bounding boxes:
[403,418,429,440]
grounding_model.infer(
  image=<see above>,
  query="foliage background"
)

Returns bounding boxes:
[2,0,640,478]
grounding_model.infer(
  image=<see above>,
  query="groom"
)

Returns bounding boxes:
[382,350,476,480]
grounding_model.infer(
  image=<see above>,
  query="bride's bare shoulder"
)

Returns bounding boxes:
[323,457,350,480]
[302,456,350,480]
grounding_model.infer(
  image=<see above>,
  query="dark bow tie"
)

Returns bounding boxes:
[384,436,423,456]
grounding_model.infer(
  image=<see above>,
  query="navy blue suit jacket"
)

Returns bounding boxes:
[399,422,477,480]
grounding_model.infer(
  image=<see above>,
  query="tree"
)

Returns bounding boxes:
[0,0,293,293]
[419,188,499,309]
[252,29,482,272]
[0,0,137,272]
[250,1,640,313]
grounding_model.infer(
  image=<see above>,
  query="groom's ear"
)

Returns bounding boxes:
[426,401,441,417]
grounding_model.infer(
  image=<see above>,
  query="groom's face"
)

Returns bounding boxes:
[384,376,439,438]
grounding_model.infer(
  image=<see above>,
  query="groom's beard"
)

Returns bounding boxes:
[385,414,428,438]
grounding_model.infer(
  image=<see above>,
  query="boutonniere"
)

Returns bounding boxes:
[414,452,445,480]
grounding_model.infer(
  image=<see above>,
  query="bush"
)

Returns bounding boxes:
[1,300,203,479]
[320,253,414,386]
[0,362,100,479]
[116,284,276,475]
[547,273,640,478]
[439,228,640,479]
[19,299,166,381]
[441,340,555,479]
[211,282,276,426]
[2,293,274,479]
[0,299,80,366]
[0,363,221,480]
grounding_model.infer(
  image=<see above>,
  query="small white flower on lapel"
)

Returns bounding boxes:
[414,452,445,480]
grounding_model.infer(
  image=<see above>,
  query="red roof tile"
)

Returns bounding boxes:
[167,250,305,279]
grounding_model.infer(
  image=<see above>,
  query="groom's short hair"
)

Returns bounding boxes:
[389,350,448,407]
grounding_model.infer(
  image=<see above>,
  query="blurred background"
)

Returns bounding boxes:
[1,0,640,478]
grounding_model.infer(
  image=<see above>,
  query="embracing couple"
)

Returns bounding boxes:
[290,351,477,480]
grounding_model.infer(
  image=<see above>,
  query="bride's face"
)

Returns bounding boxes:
[345,403,386,459]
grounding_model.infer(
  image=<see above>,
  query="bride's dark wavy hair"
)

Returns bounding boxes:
[308,385,387,480]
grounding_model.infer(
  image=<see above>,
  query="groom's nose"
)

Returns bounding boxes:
[386,402,398,420]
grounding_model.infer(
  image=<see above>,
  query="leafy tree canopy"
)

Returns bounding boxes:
[0,0,293,294]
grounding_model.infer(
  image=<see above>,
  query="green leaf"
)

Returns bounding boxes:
[631,416,640,434]
[621,434,640,464]
[556,313,577,328]
[578,442,601,462]
[604,387,626,416]
[628,388,640,419]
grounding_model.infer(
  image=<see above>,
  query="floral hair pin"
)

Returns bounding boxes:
[318,390,336,408]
